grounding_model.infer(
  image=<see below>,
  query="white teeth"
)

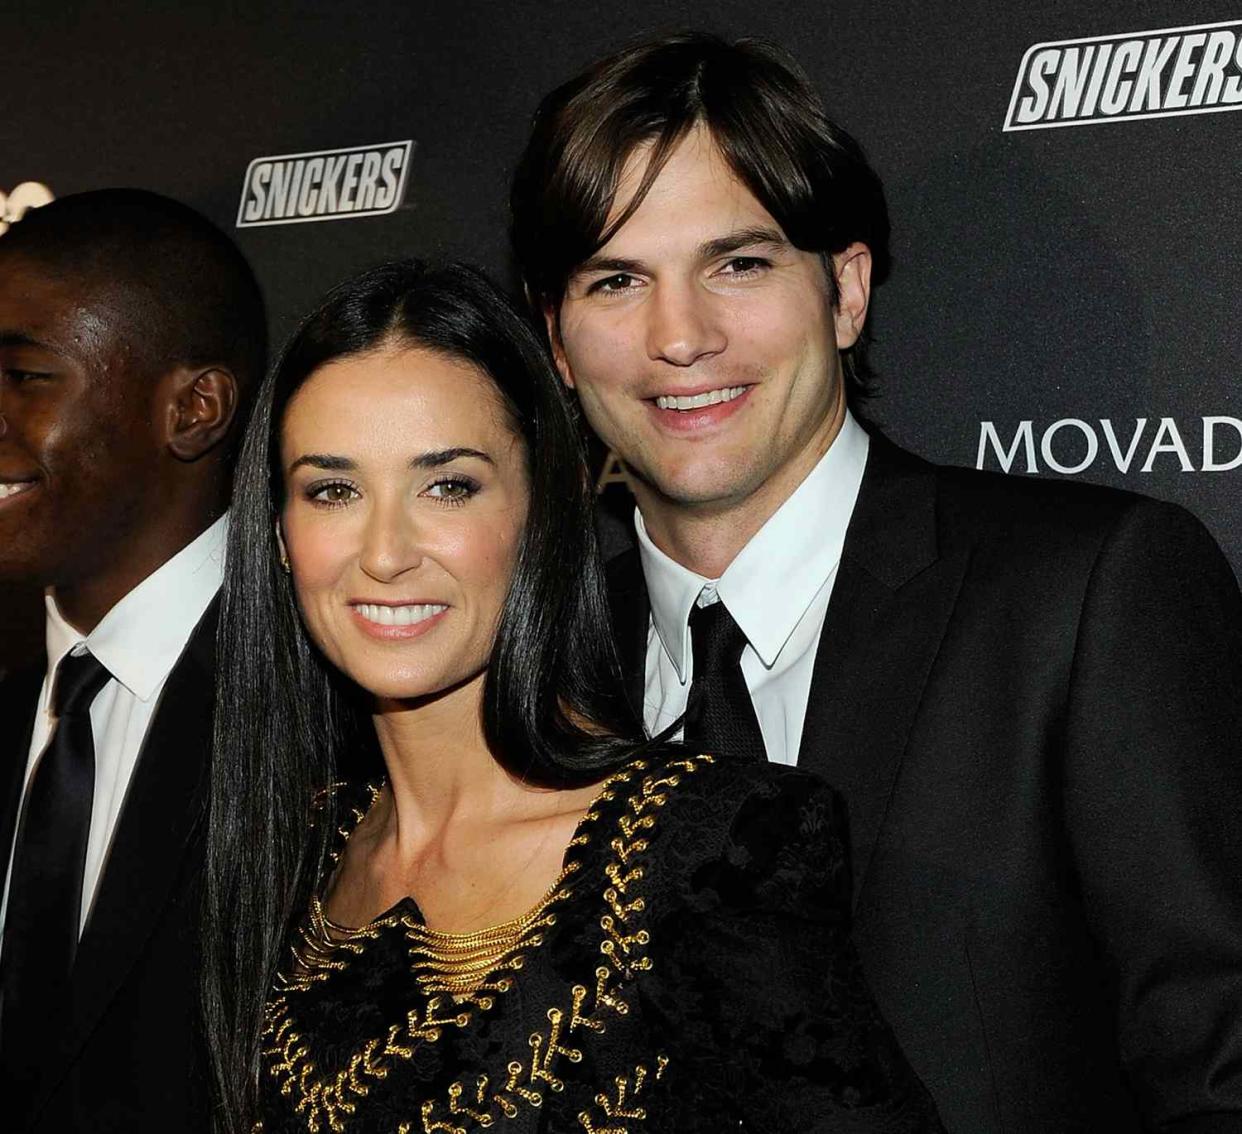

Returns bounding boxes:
[0,482,34,500]
[354,603,447,627]
[655,386,747,411]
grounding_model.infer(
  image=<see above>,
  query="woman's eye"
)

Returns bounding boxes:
[425,477,477,503]
[306,481,358,506]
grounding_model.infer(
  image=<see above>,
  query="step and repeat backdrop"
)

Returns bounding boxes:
[3,0,1240,664]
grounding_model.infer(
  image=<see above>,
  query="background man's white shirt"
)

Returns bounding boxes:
[0,514,227,940]
[639,412,869,764]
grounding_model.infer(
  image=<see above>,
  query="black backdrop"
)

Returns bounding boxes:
[4,0,1241,667]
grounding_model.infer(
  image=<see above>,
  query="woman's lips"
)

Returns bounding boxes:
[349,602,449,640]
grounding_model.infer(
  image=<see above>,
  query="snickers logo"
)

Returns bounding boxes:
[1004,20,1242,131]
[237,141,413,227]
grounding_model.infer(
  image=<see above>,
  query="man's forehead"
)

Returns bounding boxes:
[600,126,784,252]
[613,124,725,189]
[0,253,136,362]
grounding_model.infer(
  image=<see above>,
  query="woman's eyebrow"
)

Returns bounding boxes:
[288,453,354,473]
[288,447,495,474]
[410,447,494,469]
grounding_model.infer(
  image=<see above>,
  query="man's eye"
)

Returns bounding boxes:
[2,368,51,383]
[720,257,769,275]
[590,274,638,294]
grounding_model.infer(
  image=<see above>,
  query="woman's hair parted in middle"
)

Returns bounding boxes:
[203,259,644,1130]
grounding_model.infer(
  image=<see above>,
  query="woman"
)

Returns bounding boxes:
[205,260,941,1133]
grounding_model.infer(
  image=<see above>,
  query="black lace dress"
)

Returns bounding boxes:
[255,751,943,1133]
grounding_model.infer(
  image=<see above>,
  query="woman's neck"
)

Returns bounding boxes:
[370,672,526,855]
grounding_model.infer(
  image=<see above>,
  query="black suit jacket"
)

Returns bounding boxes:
[0,602,217,1133]
[606,433,1242,1133]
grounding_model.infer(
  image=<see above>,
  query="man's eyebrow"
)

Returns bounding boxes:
[571,255,647,279]
[697,226,789,260]
[287,448,494,474]
[570,227,790,279]
[0,331,54,351]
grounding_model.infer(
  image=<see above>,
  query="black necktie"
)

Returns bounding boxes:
[681,600,767,763]
[1,649,109,1071]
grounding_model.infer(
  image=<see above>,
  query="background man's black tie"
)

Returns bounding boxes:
[1,649,109,1075]
[682,600,767,762]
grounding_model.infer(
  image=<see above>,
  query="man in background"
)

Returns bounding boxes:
[0,189,265,1132]
[511,33,1242,1132]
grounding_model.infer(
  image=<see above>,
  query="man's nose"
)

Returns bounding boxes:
[645,281,727,367]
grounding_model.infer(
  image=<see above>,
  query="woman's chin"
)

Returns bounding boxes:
[362,665,487,710]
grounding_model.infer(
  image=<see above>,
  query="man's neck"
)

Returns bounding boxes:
[636,492,778,579]
[53,506,226,634]
[636,412,848,579]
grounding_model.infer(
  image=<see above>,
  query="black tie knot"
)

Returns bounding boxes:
[53,650,110,717]
[682,597,766,763]
[688,599,749,677]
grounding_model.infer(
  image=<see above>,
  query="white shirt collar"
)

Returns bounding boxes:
[637,411,869,681]
[44,514,228,701]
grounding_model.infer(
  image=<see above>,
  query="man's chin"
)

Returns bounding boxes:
[0,523,79,588]
[640,464,766,515]
[0,553,58,588]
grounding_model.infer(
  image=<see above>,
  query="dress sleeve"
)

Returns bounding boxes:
[644,769,943,1133]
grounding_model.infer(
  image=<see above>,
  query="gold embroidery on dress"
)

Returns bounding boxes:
[578,1054,670,1134]
[261,754,713,1134]
[417,756,712,1134]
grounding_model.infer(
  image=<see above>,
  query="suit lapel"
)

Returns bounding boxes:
[605,548,649,720]
[798,436,969,910]
[601,436,970,911]
[53,601,218,1081]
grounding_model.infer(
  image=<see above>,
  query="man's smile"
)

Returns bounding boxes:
[0,477,39,502]
[653,384,750,411]
[642,383,756,433]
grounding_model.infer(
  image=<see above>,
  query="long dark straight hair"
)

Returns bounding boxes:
[204,260,644,1130]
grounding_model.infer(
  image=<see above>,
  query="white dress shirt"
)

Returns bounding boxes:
[0,515,227,939]
[639,412,869,765]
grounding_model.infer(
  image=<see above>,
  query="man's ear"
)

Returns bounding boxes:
[543,305,576,390]
[831,243,873,350]
[164,365,239,461]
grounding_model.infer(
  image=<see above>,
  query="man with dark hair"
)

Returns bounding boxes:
[511,33,1242,1132]
[0,188,265,1132]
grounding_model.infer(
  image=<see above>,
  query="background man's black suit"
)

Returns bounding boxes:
[607,433,1242,1132]
[0,605,216,1134]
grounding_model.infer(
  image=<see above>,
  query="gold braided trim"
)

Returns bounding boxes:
[260,756,681,1134]
[307,780,383,867]
[283,780,579,998]
[578,1055,670,1133]
[406,867,576,1001]
[413,754,714,1134]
